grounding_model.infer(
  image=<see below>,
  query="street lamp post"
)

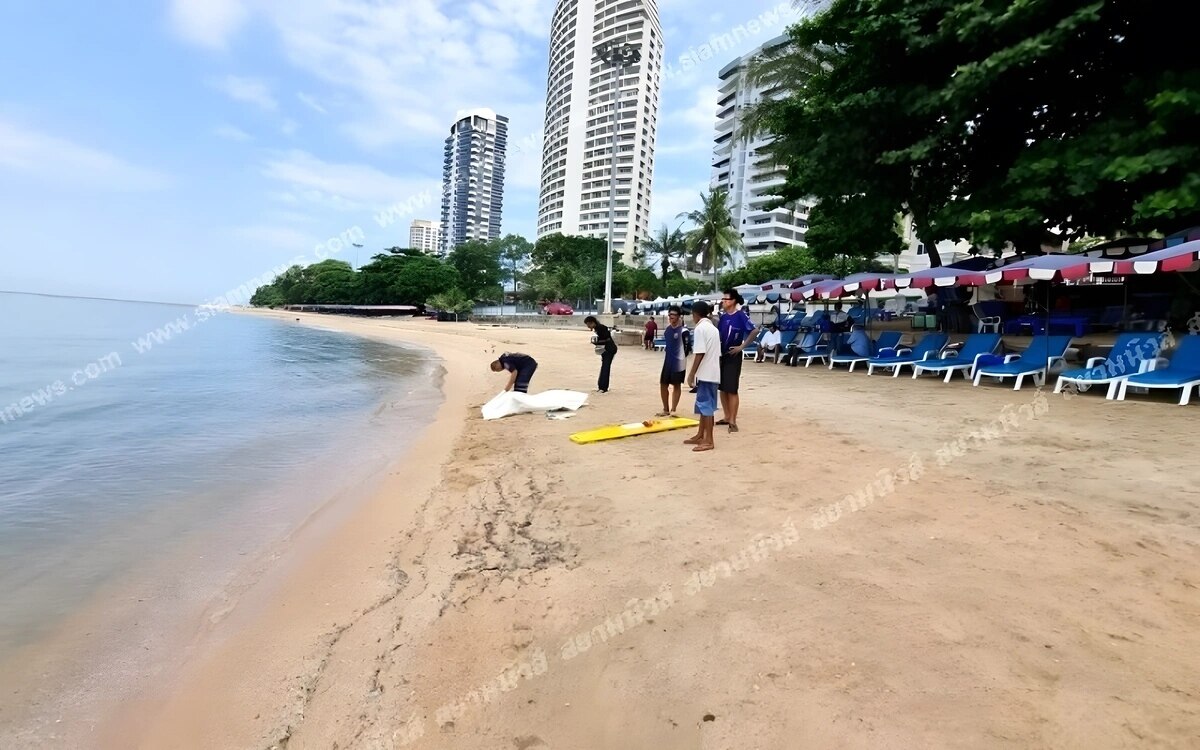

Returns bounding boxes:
[595,41,642,316]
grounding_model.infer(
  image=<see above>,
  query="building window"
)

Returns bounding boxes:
[916,243,926,255]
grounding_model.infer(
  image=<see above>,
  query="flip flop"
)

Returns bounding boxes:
[728,424,739,433]
[715,419,730,426]
[655,411,671,417]
[692,444,714,452]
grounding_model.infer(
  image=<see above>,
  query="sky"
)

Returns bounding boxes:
[0,0,807,303]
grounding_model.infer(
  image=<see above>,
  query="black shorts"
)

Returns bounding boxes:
[719,354,742,394]
[660,363,685,385]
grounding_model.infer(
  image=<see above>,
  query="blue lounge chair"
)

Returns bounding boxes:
[1053,332,1166,399]
[829,331,903,372]
[912,333,1002,383]
[1116,335,1200,405]
[972,335,1073,390]
[865,333,948,377]
[756,329,797,363]
[740,329,766,360]
[789,331,833,367]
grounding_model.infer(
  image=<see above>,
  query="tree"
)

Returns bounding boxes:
[530,233,608,305]
[678,188,743,291]
[427,289,474,321]
[637,223,688,285]
[495,234,533,305]
[447,240,503,301]
[748,0,1200,265]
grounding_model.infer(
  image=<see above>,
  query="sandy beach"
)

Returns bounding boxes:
[104,312,1198,749]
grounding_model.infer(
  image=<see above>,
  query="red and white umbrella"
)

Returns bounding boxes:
[809,272,897,299]
[1107,239,1200,275]
[758,278,794,291]
[892,266,988,289]
[981,254,1098,284]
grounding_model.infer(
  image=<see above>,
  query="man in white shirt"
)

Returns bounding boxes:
[828,301,850,331]
[684,300,721,453]
[755,324,783,363]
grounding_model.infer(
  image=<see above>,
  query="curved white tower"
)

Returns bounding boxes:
[536,0,662,262]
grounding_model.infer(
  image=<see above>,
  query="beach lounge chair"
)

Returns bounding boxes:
[972,335,1073,390]
[912,333,1002,383]
[829,331,903,372]
[1053,332,1166,399]
[865,333,948,377]
[741,329,766,360]
[787,331,831,367]
[1116,335,1200,405]
[757,330,797,363]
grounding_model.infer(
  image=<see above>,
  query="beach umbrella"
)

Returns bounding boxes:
[790,274,835,288]
[1105,238,1200,275]
[1081,237,1157,260]
[892,266,989,290]
[982,254,1098,285]
[758,278,794,291]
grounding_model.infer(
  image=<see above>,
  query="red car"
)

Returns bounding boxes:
[542,302,574,315]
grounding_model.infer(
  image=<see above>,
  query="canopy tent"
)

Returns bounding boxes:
[1107,239,1200,275]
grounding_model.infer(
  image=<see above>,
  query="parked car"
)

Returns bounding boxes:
[542,302,574,315]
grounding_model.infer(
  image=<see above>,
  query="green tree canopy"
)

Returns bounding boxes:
[636,223,688,285]
[749,0,1200,265]
[447,239,503,301]
[678,188,743,290]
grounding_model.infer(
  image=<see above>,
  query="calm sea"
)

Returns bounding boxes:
[0,292,441,670]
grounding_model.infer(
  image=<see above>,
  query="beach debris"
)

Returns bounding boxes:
[703,713,716,722]
[546,410,577,420]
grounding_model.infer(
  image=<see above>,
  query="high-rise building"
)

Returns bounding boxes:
[408,219,442,254]
[440,108,508,256]
[536,0,662,262]
[711,35,810,263]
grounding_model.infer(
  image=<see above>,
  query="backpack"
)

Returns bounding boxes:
[682,327,693,356]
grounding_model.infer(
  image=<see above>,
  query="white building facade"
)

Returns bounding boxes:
[408,219,442,254]
[711,35,811,264]
[536,0,663,262]
[441,108,508,256]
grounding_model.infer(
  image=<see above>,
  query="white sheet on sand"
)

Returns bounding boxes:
[481,389,589,420]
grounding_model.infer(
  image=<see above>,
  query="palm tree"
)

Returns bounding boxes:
[678,188,742,292]
[638,223,688,285]
[736,33,834,146]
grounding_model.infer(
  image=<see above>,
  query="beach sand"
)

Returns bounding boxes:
[110,312,1198,749]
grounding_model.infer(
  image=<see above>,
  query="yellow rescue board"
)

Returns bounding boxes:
[569,417,699,444]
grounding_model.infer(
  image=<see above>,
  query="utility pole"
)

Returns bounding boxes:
[595,40,642,316]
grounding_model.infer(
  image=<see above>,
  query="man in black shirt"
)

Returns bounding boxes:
[490,352,538,393]
[584,315,617,393]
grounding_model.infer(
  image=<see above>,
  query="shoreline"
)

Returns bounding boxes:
[0,313,445,749]
[90,312,1200,748]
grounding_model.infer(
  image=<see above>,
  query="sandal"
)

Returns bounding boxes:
[715,419,730,426]
[655,411,670,417]
[728,424,739,433]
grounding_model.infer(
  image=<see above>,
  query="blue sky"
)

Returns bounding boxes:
[1,0,805,303]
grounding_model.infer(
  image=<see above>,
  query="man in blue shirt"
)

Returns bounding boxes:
[717,289,757,433]
[657,305,688,416]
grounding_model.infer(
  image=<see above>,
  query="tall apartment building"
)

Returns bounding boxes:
[408,219,442,254]
[536,0,663,262]
[440,108,508,256]
[711,35,810,263]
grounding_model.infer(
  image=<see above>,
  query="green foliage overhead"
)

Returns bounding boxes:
[748,0,1200,265]
[722,245,890,287]
[635,223,688,284]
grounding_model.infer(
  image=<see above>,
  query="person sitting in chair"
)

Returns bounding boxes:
[755,324,783,363]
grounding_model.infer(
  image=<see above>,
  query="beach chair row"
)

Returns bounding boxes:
[767,330,1200,406]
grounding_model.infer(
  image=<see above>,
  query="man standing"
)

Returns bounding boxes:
[584,315,617,393]
[657,306,687,416]
[755,323,782,363]
[717,289,757,433]
[490,352,538,393]
[643,316,658,350]
[684,301,720,452]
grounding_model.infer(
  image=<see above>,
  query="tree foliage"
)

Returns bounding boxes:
[447,239,504,302]
[722,245,890,287]
[678,188,743,290]
[749,0,1200,265]
[636,223,688,284]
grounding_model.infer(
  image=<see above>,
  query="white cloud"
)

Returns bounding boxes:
[250,0,551,148]
[657,85,719,156]
[281,118,299,136]
[169,0,249,50]
[211,75,277,111]
[214,124,252,141]
[296,92,327,114]
[0,117,170,191]
[649,182,712,232]
[259,149,439,214]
